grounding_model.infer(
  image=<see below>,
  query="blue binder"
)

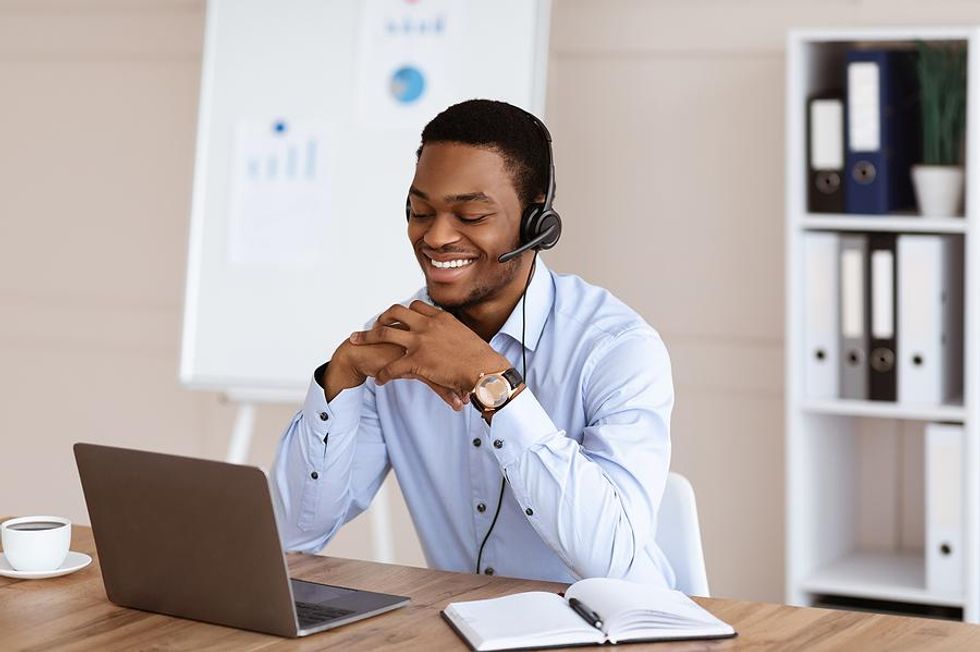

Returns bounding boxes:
[844,50,920,214]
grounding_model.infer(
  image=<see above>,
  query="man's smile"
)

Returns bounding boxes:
[428,255,476,269]
[421,251,480,282]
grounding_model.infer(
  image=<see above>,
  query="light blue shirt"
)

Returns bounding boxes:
[271,260,675,587]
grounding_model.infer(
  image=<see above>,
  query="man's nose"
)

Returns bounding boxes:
[422,213,461,249]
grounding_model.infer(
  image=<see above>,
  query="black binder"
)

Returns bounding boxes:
[868,233,897,401]
[807,95,845,213]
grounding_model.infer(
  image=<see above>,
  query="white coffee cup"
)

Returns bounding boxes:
[1,516,71,572]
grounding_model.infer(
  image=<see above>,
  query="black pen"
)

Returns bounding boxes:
[568,597,603,630]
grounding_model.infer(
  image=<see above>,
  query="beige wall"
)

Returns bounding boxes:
[4,0,980,603]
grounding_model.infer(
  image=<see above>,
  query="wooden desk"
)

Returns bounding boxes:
[2,523,979,651]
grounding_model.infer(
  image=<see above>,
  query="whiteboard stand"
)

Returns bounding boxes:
[226,401,257,464]
[221,388,395,563]
[223,387,305,464]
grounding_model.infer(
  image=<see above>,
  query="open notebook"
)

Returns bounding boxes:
[442,578,735,651]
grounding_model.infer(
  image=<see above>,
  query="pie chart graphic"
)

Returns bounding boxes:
[390,65,426,104]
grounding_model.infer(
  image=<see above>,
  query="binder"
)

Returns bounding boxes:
[925,422,964,597]
[803,233,840,398]
[867,234,897,401]
[897,235,964,405]
[844,50,920,214]
[839,235,868,399]
[807,97,845,213]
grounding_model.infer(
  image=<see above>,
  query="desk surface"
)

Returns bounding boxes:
[1,522,979,651]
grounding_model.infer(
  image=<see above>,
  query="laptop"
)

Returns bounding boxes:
[73,443,409,638]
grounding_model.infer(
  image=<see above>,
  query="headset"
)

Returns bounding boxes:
[406,108,561,574]
[405,108,562,262]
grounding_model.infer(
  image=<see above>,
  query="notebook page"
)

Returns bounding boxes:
[445,591,604,651]
[565,578,733,641]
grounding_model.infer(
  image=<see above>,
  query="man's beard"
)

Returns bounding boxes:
[430,254,523,314]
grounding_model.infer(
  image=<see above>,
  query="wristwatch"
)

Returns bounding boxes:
[470,368,524,414]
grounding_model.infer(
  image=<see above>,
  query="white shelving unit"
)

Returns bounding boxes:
[785,28,980,622]
[800,215,968,234]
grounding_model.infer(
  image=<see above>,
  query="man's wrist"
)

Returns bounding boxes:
[324,342,366,401]
[314,361,330,388]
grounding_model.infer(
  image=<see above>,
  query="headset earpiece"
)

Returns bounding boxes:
[504,110,561,260]
[521,206,561,252]
[405,196,411,222]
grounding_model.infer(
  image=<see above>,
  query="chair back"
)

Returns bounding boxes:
[655,472,710,596]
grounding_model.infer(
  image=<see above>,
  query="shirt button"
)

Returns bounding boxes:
[310,471,319,480]
[484,567,495,576]
[472,438,481,447]
[476,502,487,513]
[493,439,503,449]
[319,412,329,421]
[525,508,533,516]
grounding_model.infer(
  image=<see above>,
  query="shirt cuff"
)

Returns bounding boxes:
[301,376,365,438]
[486,387,562,467]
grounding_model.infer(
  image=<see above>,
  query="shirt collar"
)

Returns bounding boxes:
[494,257,554,352]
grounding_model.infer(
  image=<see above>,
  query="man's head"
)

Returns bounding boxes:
[407,99,551,312]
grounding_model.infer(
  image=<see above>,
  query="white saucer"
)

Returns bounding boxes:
[0,551,92,580]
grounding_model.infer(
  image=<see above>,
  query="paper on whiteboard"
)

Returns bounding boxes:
[356,0,466,131]
[227,119,332,266]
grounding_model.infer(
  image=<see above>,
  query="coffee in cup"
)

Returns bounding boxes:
[1,516,71,572]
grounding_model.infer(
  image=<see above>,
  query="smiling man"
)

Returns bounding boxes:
[271,99,675,587]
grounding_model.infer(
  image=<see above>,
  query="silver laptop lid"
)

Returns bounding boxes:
[74,443,298,637]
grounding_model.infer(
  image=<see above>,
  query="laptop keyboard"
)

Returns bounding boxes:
[295,601,355,629]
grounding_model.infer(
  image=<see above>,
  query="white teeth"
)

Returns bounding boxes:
[430,258,474,269]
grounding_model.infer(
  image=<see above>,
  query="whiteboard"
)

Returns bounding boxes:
[181,0,551,396]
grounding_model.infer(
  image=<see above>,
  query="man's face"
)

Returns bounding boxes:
[407,142,524,311]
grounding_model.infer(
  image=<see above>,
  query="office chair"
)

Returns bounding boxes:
[655,472,710,596]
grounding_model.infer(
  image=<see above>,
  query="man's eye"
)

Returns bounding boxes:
[457,214,490,223]
[409,210,434,219]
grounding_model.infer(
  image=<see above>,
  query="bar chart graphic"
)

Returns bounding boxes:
[227,119,332,267]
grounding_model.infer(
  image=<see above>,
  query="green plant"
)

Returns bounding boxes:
[916,41,967,165]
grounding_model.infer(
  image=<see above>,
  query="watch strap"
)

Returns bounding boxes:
[502,367,524,389]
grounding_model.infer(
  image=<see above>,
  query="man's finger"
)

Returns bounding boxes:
[409,300,441,317]
[351,324,412,348]
[376,304,427,330]
[375,357,418,386]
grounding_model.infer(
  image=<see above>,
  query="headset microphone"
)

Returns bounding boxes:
[497,223,558,264]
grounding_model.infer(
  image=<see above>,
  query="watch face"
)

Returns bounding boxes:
[475,374,511,409]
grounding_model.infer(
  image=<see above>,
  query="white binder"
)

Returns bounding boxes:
[896,235,964,405]
[803,233,839,398]
[925,422,964,597]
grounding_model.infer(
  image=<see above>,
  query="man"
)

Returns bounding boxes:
[272,99,675,587]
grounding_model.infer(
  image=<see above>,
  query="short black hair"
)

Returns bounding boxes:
[416,99,551,211]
